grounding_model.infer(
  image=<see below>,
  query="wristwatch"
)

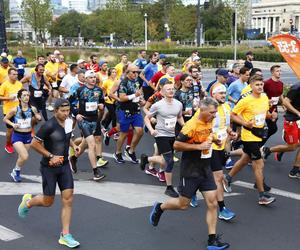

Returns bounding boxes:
[48,153,54,159]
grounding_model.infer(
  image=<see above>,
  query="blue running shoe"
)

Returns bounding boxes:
[149,202,163,226]
[218,207,235,221]
[18,194,32,218]
[225,158,234,170]
[10,169,22,182]
[190,194,198,208]
[58,233,80,248]
[207,235,230,250]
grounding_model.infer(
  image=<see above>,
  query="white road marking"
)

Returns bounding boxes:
[0,225,23,241]
[0,175,244,209]
[233,181,300,201]
[0,132,6,136]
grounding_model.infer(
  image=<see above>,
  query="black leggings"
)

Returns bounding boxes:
[262,119,278,145]
[102,103,117,129]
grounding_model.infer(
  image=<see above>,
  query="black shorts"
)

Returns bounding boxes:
[155,137,175,155]
[40,162,74,196]
[78,120,97,138]
[211,150,226,172]
[242,141,263,160]
[178,171,217,199]
[3,115,13,129]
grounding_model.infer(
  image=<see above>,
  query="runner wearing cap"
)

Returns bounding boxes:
[157,54,166,71]
[77,59,86,73]
[18,98,80,249]
[227,63,240,86]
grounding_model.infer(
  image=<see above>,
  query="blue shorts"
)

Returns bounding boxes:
[118,110,144,133]
[12,131,32,144]
[78,120,97,138]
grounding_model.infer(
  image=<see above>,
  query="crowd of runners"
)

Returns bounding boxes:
[0,48,299,249]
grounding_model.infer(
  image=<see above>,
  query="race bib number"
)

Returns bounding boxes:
[201,147,212,159]
[271,97,279,106]
[216,128,228,141]
[17,118,31,129]
[165,117,177,129]
[255,114,265,126]
[52,82,58,88]
[85,102,98,112]
[65,118,73,134]
[34,90,43,98]
[132,96,140,103]
[18,65,24,69]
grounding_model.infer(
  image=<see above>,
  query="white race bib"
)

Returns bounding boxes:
[201,147,212,159]
[271,97,279,106]
[34,90,43,98]
[52,82,58,88]
[165,117,177,129]
[255,114,265,126]
[65,118,73,134]
[216,128,228,141]
[17,118,31,129]
[85,102,98,112]
[132,96,140,103]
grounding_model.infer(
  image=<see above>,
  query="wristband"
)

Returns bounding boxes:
[128,94,136,100]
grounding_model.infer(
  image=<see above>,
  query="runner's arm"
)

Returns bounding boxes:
[283,97,300,117]
[3,108,17,127]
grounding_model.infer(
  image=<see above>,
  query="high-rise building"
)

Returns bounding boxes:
[88,0,107,11]
[61,0,88,12]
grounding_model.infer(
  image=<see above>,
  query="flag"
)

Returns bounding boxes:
[268,34,300,79]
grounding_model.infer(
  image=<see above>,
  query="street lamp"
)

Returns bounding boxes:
[144,13,148,50]
[234,0,238,60]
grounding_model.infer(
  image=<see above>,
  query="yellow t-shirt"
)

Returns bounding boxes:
[232,94,269,142]
[0,80,23,114]
[102,78,116,104]
[240,84,252,96]
[212,103,231,150]
[97,71,108,84]
[0,66,9,85]
[45,61,59,83]
[115,62,124,80]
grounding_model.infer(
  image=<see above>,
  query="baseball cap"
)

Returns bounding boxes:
[77,59,85,64]
[1,57,9,63]
[217,68,230,78]
[85,70,96,78]
[98,60,107,67]
[159,54,166,59]
[158,77,171,86]
[174,73,183,82]
[212,83,227,95]
[54,98,70,109]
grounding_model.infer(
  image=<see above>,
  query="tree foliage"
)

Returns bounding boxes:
[20,0,52,41]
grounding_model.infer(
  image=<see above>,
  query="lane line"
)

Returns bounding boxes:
[0,225,23,241]
[233,181,300,201]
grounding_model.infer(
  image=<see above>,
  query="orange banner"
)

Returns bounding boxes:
[268,34,300,79]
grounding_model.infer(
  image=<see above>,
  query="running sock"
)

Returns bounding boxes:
[93,168,99,174]
[156,202,163,213]
[14,165,21,171]
[166,185,173,189]
[127,129,133,145]
[108,127,118,137]
[218,201,225,211]
[62,230,70,236]
[208,234,216,243]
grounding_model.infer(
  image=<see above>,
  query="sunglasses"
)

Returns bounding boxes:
[130,71,139,74]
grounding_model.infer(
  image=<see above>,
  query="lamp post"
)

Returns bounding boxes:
[234,0,238,61]
[144,13,148,50]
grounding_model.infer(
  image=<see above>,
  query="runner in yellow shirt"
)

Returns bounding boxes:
[223,74,276,205]
[0,57,10,85]
[115,54,128,80]
[0,68,23,153]
[45,53,59,111]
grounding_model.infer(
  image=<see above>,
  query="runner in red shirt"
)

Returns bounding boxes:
[85,55,100,73]
[150,61,170,89]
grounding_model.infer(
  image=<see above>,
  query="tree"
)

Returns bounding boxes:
[3,0,10,23]
[20,0,52,42]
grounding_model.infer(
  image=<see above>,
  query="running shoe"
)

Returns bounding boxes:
[145,167,158,177]
[207,235,230,250]
[258,193,276,205]
[47,105,54,111]
[289,168,300,179]
[125,145,131,151]
[224,158,234,170]
[93,168,106,181]
[149,202,163,227]
[10,169,21,182]
[140,154,148,170]
[274,152,284,162]
[97,157,108,167]
[69,156,78,173]
[165,186,179,198]
[5,143,14,154]
[190,194,198,208]
[222,174,232,193]
[18,194,32,218]
[113,153,125,164]
[218,207,236,221]
[104,132,110,146]
[262,146,271,160]
[157,171,166,182]
[58,233,80,248]
[253,181,271,192]
[124,148,138,164]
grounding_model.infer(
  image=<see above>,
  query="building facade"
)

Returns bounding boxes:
[252,0,300,34]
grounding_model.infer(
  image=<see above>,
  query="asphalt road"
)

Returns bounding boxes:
[0,108,299,250]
